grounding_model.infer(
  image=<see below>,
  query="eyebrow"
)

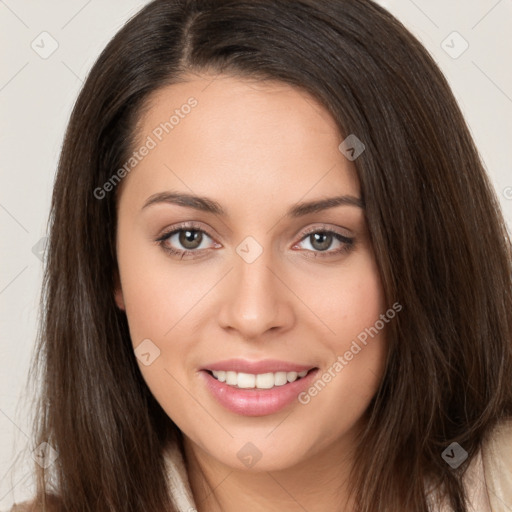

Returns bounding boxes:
[141,191,364,217]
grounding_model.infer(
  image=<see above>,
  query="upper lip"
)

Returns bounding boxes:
[201,359,317,374]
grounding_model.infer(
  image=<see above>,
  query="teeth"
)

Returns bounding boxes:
[274,372,288,386]
[211,369,310,389]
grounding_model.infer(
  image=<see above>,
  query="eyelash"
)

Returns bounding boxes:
[155,222,355,260]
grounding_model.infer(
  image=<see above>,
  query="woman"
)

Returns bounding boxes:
[8,0,512,511]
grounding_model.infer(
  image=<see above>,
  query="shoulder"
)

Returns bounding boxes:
[7,494,61,512]
[480,418,512,510]
[482,417,512,469]
[432,423,512,512]
[7,503,33,512]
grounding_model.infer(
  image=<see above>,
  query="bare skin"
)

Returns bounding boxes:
[114,73,389,512]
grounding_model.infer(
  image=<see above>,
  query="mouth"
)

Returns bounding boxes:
[200,366,320,416]
[203,367,318,390]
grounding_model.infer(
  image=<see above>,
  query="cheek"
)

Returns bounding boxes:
[338,270,387,345]
[298,249,387,346]
[116,232,210,347]
[296,251,389,410]
[115,236,205,422]
[337,256,388,377]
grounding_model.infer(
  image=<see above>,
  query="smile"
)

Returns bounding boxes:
[201,367,320,416]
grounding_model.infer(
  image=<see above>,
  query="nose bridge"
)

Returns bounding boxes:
[217,235,293,338]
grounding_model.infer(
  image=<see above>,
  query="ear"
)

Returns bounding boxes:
[113,268,125,311]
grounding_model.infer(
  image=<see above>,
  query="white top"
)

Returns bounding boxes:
[164,441,198,512]
[5,419,512,511]
[163,421,512,512]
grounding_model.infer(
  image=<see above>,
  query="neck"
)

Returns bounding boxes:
[182,431,359,512]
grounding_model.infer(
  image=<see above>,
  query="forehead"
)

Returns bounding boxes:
[137,72,342,144]
[120,73,360,212]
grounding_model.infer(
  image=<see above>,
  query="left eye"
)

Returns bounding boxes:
[294,230,354,254]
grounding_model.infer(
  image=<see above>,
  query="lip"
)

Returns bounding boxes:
[200,358,316,374]
[200,367,320,416]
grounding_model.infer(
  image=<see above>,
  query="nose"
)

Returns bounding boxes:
[217,244,295,340]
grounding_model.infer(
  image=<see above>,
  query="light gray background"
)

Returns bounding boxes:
[1,0,511,508]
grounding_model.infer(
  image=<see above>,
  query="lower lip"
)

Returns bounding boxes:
[200,368,319,416]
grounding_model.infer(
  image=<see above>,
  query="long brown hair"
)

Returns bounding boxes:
[24,0,512,511]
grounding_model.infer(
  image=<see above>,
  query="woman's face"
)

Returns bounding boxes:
[114,74,389,471]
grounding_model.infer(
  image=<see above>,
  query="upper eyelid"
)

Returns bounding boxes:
[157,222,212,241]
[299,224,353,238]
